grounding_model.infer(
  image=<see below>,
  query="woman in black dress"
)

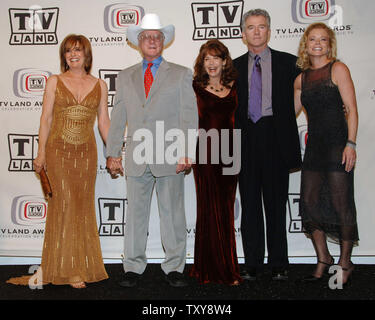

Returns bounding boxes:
[294,23,359,286]
[189,39,242,285]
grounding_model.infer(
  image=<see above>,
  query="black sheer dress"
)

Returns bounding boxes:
[299,61,358,244]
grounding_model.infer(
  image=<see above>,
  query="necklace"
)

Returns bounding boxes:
[209,85,224,92]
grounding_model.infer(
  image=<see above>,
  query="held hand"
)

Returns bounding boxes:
[106,157,124,177]
[343,104,349,116]
[342,146,356,172]
[33,154,46,174]
[176,157,193,174]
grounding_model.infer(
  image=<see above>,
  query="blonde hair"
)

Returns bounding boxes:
[296,23,337,70]
[59,34,93,74]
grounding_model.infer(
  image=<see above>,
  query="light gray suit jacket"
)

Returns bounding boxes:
[106,59,198,177]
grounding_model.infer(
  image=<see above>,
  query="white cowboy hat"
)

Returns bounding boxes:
[127,13,175,47]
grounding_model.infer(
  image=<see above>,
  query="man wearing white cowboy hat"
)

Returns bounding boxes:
[106,13,198,288]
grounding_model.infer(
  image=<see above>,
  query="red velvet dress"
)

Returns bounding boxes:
[190,81,242,285]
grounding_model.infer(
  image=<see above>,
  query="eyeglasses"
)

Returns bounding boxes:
[138,33,164,43]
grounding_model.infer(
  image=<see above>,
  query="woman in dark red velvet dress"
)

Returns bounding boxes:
[190,39,242,285]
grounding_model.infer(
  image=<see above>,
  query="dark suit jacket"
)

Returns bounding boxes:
[233,48,302,171]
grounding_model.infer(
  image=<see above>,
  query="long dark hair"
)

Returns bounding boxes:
[194,39,237,88]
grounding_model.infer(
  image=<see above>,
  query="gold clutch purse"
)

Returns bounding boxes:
[39,168,52,199]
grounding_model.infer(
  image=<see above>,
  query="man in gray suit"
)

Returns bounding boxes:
[106,13,198,287]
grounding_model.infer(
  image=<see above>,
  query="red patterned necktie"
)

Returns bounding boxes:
[144,62,153,98]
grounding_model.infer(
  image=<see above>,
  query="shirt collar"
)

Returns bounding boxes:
[248,46,271,61]
[143,56,163,67]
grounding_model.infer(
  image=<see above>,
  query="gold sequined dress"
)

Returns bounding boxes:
[7,77,108,286]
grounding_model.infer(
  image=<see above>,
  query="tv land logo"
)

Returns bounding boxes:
[292,0,336,23]
[98,198,127,236]
[288,124,307,233]
[104,4,144,33]
[191,1,243,40]
[8,134,38,172]
[9,6,59,45]
[275,0,350,39]
[287,193,302,233]
[13,68,51,98]
[11,195,47,226]
[99,69,120,107]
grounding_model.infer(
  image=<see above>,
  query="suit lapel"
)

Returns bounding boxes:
[238,53,249,119]
[270,48,280,113]
[131,63,145,104]
[146,59,170,102]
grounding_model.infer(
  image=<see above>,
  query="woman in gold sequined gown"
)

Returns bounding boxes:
[7,34,110,289]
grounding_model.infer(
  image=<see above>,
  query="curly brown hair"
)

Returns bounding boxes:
[193,39,237,88]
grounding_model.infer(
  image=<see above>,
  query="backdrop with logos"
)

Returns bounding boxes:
[1,0,374,265]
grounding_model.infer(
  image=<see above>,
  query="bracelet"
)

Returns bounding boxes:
[346,140,356,150]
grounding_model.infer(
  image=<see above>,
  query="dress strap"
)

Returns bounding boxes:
[301,69,306,91]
